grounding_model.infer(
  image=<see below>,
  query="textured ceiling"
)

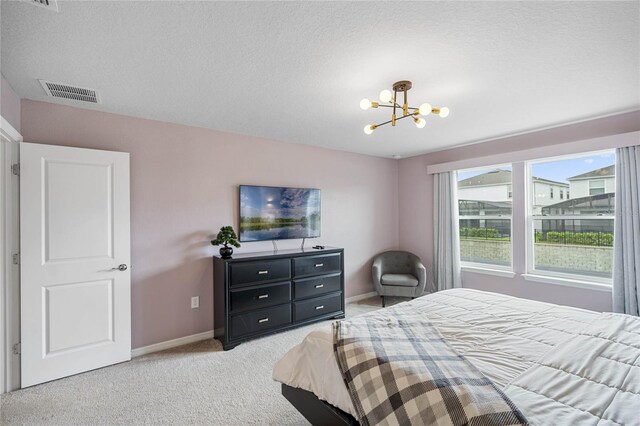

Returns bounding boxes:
[1,1,639,158]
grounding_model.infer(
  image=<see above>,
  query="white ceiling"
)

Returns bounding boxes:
[1,1,639,158]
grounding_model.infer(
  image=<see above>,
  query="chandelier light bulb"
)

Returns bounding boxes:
[364,125,375,135]
[379,89,392,103]
[360,98,371,110]
[414,117,426,129]
[439,107,450,118]
[418,103,432,116]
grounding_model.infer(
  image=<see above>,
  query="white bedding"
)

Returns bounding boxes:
[273,289,640,425]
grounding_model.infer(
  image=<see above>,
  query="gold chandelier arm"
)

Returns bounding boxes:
[392,91,397,114]
[403,90,408,116]
[377,104,421,110]
[373,112,419,129]
[378,104,407,109]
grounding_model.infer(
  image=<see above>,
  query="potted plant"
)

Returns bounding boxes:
[211,226,241,258]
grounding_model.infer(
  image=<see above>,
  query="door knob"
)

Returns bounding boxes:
[112,264,128,271]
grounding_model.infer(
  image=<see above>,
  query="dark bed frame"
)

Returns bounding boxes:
[282,384,359,426]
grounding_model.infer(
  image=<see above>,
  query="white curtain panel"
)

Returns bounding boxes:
[433,171,462,291]
[613,145,640,316]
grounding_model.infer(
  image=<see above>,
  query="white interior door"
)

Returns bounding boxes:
[20,142,131,387]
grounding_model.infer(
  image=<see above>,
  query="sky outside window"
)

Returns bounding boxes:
[530,152,615,184]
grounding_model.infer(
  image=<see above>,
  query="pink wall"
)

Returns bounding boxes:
[399,111,640,312]
[21,100,400,349]
[1,74,21,132]
[20,97,638,347]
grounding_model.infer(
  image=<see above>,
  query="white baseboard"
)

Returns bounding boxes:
[131,293,378,358]
[131,330,215,358]
[346,291,378,303]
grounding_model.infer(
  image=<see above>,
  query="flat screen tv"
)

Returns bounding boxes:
[239,185,321,242]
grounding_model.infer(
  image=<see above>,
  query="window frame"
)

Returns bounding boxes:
[456,164,514,271]
[525,150,615,285]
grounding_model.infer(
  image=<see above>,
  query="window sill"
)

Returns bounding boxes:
[522,274,612,292]
[461,265,516,278]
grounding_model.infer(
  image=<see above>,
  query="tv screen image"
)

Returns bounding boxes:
[239,185,321,242]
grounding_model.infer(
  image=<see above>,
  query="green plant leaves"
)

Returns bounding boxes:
[211,226,241,248]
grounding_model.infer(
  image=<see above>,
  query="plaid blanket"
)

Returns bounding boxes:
[333,304,528,426]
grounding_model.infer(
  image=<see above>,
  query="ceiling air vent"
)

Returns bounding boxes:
[23,0,59,11]
[39,80,101,104]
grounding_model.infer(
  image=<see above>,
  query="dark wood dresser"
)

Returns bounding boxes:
[213,247,345,350]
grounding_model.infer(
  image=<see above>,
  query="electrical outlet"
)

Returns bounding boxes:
[191,296,199,309]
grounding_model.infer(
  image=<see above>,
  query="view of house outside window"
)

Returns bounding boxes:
[529,151,615,280]
[456,151,615,281]
[457,166,513,267]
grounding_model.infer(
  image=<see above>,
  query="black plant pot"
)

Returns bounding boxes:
[219,246,233,258]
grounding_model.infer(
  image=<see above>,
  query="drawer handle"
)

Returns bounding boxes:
[315,263,324,267]
[258,318,269,323]
[258,270,269,275]
[258,294,269,299]
[315,305,324,310]
[315,284,324,289]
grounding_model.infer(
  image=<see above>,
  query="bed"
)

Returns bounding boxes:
[273,288,640,425]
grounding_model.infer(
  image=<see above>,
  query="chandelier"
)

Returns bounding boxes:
[360,80,449,134]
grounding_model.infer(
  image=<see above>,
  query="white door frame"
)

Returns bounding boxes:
[1,115,22,393]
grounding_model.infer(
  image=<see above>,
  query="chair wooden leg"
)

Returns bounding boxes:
[382,296,386,308]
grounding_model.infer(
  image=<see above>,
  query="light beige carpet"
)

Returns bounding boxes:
[0,297,393,425]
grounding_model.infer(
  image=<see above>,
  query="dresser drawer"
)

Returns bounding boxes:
[229,304,291,340]
[294,273,341,300]
[293,253,341,278]
[230,281,291,313]
[294,293,343,323]
[229,259,291,286]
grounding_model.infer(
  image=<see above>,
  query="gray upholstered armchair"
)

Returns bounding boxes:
[372,251,427,307]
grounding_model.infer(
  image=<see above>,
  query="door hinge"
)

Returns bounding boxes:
[13,343,20,355]
[12,253,20,265]
[11,163,19,176]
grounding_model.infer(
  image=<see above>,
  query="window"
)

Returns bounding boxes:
[560,189,564,199]
[550,187,554,199]
[528,151,615,281]
[589,180,605,195]
[457,166,512,268]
